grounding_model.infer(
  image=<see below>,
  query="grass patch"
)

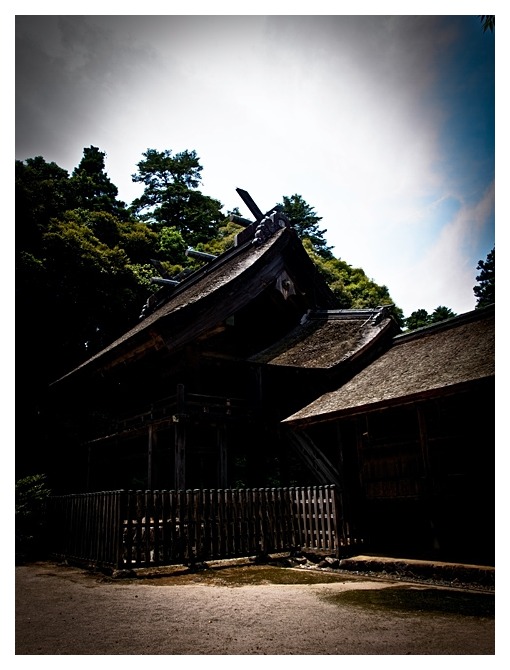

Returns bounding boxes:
[140,564,361,587]
[319,586,495,618]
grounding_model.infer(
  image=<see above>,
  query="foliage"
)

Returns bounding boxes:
[15,474,51,517]
[69,145,129,218]
[199,219,245,256]
[17,213,160,389]
[15,156,72,254]
[126,262,160,288]
[404,309,430,331]
[479,16,495,33]
[131,148,226,246]
[429,306,457,323]
[278,194,333,259]
[39,209,157,366]
[302,239,405,326]
[473,247,495,309]
[16,147,167,378]
[15,474,52,561]
[158,226,188,263]
[274,194,403,324]
[404,306,457,331]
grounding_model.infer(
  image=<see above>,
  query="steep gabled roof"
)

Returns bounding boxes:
[52,225,339,386]
[283,305,495,426]
[249,307,398,370]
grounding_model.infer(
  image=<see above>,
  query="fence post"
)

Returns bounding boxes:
[330,485,341,558]
[113,490,125,569]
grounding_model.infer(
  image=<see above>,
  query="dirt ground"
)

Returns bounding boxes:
[14,559,495,656]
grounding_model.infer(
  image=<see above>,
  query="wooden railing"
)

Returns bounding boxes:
[46,485,361,570]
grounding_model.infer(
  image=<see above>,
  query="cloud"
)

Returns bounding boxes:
[394,181,495,314]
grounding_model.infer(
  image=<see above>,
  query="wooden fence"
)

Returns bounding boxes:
[46,485,359,570]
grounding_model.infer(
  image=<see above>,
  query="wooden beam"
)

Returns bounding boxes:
[285,427,342,488]
[236,188,264,221]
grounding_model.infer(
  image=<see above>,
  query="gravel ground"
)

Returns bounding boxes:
[14,560,495,656]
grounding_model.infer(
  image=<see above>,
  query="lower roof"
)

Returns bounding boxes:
[249,307,397,370]
[283,305,495,426]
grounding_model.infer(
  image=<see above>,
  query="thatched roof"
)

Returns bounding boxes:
[52,226,338,385]
[283,305,495,426]
[249,308,397,370]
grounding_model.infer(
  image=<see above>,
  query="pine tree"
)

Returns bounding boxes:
[474,247,495,308]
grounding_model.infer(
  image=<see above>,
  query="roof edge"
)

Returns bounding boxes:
[395,304,494,344]
[282,375,494,428]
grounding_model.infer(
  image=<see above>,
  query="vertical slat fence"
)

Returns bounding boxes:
[46,490,125,569]
[46,485,359,569]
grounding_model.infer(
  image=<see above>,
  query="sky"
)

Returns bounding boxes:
[13,8,496,319]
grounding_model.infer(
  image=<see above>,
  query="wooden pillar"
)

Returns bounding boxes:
[218,423,228,488]
[416,403,430,481]
[174,384,186,491]
[147,424,157,490]
[86,444,92,492]
[334,422,347,529]
[417,402,440,550]
[174,423,186,490]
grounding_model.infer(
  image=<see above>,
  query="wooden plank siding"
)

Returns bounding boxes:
[46,485,359,569]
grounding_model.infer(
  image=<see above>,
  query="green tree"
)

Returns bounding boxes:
[158,226,188,264]
[16,156,75,440]
[69,146,129,218]
[15,474,51,562]
[131,149,225,246]
[404,309,431,331]
[15,156,72,254]
[474,247,495,308]
[278,194,333,259]
[302,239,404,326]
[429,306,457,323]
[40,209,158,366]
[200,217,245,256]
[17,149,163,377]
[479,16,495,33]
[275,194,404,324]
[405,306,457,331]
[16,147,131,260]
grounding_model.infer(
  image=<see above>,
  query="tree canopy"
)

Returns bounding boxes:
[15,156,72,254]
[404,306,457,331]
[473,247,495,309]
[479,16,495,33]
[69,145,129,219]
[277,194,333,259]
[130,148,226,246]
[301,238,404,325]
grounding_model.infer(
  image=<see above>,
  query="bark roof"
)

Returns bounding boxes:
[250,308,396,370]
[52,226,338,385]
[283,304,495,425]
